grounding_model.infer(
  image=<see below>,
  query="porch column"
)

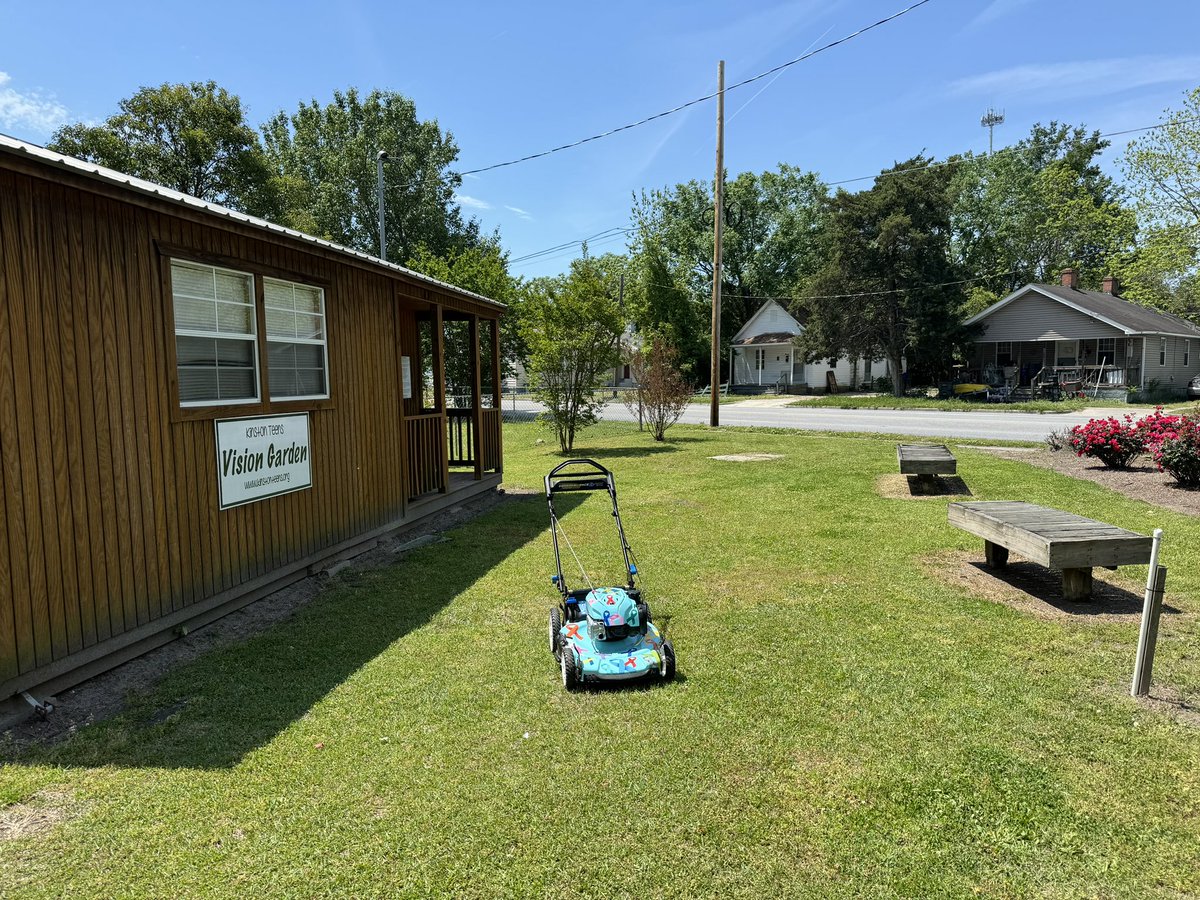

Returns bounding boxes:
[490,318,503,475]
[432,303,449,493]
[470,314,484,481]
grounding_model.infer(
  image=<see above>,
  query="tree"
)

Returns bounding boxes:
[802,155,968,394]
[621,334,692,441]
[1119,88,1200,321]
[951,122,1135,292]
[49,81,279,217]
[629,165,827,380]
[262,88,475,263]
[521,255,625,452]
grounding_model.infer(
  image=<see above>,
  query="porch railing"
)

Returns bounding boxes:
[406,413,446,498]
[481,408,502,473]
[447,408,474,466]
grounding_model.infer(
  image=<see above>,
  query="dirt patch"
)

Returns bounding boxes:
[2,487,531,748]
[921,549,1181,623]
[980,447,1200,517]
[0,790,79,841]
[709,453,784,462]
[876,474,972,499]
[1135,684,1200,729]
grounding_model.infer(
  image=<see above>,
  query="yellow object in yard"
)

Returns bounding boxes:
[953,383,988,395]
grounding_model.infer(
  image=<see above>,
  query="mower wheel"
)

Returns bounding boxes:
[548,607,562,657]
[561,647,579,691]
[659,640,676,682]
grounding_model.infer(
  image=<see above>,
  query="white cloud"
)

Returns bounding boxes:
[964,0,1035,31]
[948,56,1200,103]
[0,72,69,136]
[453,193,491,210]
[504,205,532,220]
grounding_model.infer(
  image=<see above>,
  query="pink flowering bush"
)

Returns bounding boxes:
[1149,416,1200,488]
[1068,415,1144,468]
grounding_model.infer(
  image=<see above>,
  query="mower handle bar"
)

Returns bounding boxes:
[544,459,635,599]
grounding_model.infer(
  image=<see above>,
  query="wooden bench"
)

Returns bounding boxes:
[897,443,956,490]
[948,501,1152,601]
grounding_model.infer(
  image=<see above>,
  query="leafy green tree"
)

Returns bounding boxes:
[262,88,475,262]
[1119,88,1200,321]
[521,254,625,452]
[951,122,1135,291]
[49,81,279,216]
[803,155,968,394]
[629,164,827,381]
[626,239,707,378]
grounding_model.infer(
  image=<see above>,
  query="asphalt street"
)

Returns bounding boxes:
[502,398,1108,442]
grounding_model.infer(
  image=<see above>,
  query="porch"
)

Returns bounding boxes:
[967,337,1143,392]
[399,297,504,505]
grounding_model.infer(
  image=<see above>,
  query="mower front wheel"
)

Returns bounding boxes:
[561,647,580,691]
[548,607,562,657]
[659,640,676,682]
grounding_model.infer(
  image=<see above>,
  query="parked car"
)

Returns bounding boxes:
[1188,374,1200,400]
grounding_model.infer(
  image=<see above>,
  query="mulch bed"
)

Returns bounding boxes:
[979,448,1200,517]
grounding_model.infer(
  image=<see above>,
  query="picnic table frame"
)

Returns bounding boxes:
[948,501,1152,601]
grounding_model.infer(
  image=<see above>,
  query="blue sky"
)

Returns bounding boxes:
[2,0,1198,278]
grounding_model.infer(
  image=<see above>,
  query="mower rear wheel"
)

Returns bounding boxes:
[561,647,579,691]
[659,640,676,682]
[548,607,562,657]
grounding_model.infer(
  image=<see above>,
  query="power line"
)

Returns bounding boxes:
[508,227,632,264]
[458,0,934,176]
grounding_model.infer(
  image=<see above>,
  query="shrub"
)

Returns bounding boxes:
[1149,416,1200,488]
[1045,428,1070,452]
[1136,407,1185,451]
[1068,415,1144,468]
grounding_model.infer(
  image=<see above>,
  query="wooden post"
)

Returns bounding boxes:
[490,317,502,474]
[1132,529,1166,697]
[432,303,448,493]
[470,314,483,481]
[1061,567,1093,602]
[709,59,724,428]
[984,541,1009,568]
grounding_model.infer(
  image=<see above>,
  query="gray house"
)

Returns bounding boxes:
[965,269,1200,398]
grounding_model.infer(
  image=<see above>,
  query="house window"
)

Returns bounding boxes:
[622,364,631,380]
[996,341,1013,366]
[1186,340,1192,368]
[171,260,259,405]
[1097,338,1115,366]
[754,348,765,370]
[864,358,873,379]
[264,278,329,400]
[1160,338,1167,367]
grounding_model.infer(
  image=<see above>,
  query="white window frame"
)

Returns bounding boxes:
[1160,337,1167,367]
[171,260,261,408]
[754,348,765,371]
[1186,340,1191,368]
[263,276,331,402]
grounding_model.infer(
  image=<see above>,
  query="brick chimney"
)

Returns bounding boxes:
[1102,275,1121,296]
[1060,268,1079,289]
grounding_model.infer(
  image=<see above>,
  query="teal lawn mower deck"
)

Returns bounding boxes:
[544,459,676,690]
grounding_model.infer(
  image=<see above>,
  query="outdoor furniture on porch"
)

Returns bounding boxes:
[948,501,1152,601]
[897,444,957,490]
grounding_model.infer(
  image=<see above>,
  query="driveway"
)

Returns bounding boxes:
[501,398,1111,442]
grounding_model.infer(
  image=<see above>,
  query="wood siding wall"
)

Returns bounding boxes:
[976,292,1124,342]
[0,164,500,694]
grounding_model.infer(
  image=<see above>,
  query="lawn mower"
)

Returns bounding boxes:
[544,459,676,690]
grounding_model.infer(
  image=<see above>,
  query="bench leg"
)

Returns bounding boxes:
[984,541,1009,568]
[1062,567,1093,602]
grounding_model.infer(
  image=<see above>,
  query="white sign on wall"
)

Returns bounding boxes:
[215,413,312,509]
[401,355,413,400]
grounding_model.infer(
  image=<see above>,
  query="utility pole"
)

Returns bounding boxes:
[980,108,1004,156]
[614,272,624,399]
[709,59,725,428]
[376,149,389,260]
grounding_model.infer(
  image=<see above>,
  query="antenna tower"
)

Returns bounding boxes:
[980,107,1005,155]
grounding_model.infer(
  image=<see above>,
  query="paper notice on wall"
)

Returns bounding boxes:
[215,413,312,509]
[402,355,413,399]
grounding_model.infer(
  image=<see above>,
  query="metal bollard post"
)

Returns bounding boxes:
[1132,529,1166,698]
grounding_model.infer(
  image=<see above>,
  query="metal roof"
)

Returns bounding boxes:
[967,282,1200,338]
[732,331,798,346]
[0,132,505,311]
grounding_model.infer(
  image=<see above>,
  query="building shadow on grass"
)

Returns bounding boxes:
[8,494,581,771]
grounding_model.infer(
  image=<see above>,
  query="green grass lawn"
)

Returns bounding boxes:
[792,394,1137,414]
[3,423,1200,898]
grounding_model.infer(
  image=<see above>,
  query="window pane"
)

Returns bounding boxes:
[215,270,253,304]
[264,279,293,310]
[266,308,296,338]
[178,368,218,403]
[171,261,215,299]
[217,301,254,335]
[215,337,255,366]
[177,335,217,366]
[297,369,325,396]
[295,344,323,367]
[296,313,324,340]
[270,369,298,397]
[218,368,256,400]
[174,295,217,331]
[269,342,296,367]
[294,285,322,313]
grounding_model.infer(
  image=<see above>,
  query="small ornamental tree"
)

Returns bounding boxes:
[622,334,692,441]
[521,255,624,452]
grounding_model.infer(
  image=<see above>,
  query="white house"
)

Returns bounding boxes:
[729,299,893,393]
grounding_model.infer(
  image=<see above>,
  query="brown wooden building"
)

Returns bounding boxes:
[0,135,504,713]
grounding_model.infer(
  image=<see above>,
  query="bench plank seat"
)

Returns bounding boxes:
[948,501,1151,600]
[897,443,957,477]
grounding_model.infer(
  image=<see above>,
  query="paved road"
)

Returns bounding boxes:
[502,398,1101,442]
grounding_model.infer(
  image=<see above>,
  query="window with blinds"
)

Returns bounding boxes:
[264,277,329,400]
[171,260,259,405]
